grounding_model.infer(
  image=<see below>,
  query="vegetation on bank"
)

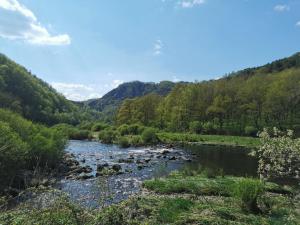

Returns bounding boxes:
[0,172,298,224]
[94,122,259,148]
[0,53,101,126]
[116,53,300,137]
[0,109,66,193]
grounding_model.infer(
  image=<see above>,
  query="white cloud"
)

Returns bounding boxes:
[172,76,180,82]
[153,39,163,56]
[274,4,290,12]
[51,79,124,101]
[51,82,101,101]
[296,21,300,27]
[0,0,70,45]
[179,0,205,8]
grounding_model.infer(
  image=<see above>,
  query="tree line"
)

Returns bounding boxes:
[117,58,300,136]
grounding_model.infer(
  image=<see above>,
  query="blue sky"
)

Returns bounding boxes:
[0,0,300,100]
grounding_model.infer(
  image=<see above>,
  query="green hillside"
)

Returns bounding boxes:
[117,52,300,136]
[0,54,98,125]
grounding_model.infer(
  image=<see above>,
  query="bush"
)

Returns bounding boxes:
[117,124,130,136]
[69,129,91,140]
[202,122,217,134]
[130,136,143,147]
[244,126,258,137]
[92,122,109,132]
[99,129,117,144]
[141,128,159,144]
[189,121,202,134]
[252,128,300,179]
[128,123,145,135]
[0,109,66,192]
[117,136,130,148]
[233,179,264,213]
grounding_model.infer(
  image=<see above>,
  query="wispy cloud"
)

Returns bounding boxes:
[296,21,300,27]
[52,79,124,101]
[51,82,101,101]
[179,0,205,8]
[273,4,290,12]
[153,39,163,56]
[0,0,70,45]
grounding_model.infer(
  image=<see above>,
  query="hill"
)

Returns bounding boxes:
[117,52,300,135]
[83,80,178,121]
[0,53,97,125]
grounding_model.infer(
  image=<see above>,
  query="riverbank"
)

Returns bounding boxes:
[157,132,260,148]
[1,171,298,224]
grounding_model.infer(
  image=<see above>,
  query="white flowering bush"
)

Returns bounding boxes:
[251,128,300,180]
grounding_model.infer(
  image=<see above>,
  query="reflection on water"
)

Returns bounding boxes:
[56,141,258,208]
[182,144,258,177]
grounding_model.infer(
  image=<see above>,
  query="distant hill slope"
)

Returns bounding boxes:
[0,54,93,125]
[116,52,300,135]
[83,80,178,121]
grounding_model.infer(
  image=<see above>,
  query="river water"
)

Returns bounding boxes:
[55,140,257,208]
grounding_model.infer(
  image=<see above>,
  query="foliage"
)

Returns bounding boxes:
[116,53,300,136]
[157,132,260,147]
[84,81,176,122]
[141,128,159,144]
[98,129,118,144]
[52,124,91,140]
[117,136,130,148]
[91,122,109,132]
[244,126,258,137]
[251,128,300,179]
[0,109,66,192]
[189,121,202,134]
[233,179,265,214]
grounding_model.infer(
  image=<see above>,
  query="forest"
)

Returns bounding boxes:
[117,52,300,137]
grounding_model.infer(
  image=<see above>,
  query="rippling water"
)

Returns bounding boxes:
[56,140,190,208]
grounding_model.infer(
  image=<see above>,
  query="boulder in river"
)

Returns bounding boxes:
[97,163,109,171]
[112,164,122,172]
[118,158,134,164]
[169,156,177,160]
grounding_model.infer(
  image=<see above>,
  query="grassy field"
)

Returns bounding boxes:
[157,132,261,148]
[1,172,298,225]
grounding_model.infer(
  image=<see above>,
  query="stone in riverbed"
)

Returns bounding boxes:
[161,150,170,155]
[118,158,134,163]
[76,173,94,180]
[169,156,177,160]
[144,158,151,163]
[112,164,122,172]
[97,163,109,171]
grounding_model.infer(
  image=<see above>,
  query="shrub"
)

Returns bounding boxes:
[189,121,202,134]
[0,109,66,192]
[130,136,143,147]
[251,128,300,179]
[117,136,130,148]
[202,122,217,134]
[78,121,94,130]
[92,122,109,132]
[117,124,130,136]
[244,126,258,137]
[233,179,264,214]
[99,129,117,144]
[141,128,159,144]
[128,123,145,135]
[69,129,91,140]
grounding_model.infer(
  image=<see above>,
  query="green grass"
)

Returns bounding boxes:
[0,173,298,225]
[157,132,260,148]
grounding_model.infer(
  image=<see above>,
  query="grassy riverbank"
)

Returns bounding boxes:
[1,171,298,225]
[157,132,260,148]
